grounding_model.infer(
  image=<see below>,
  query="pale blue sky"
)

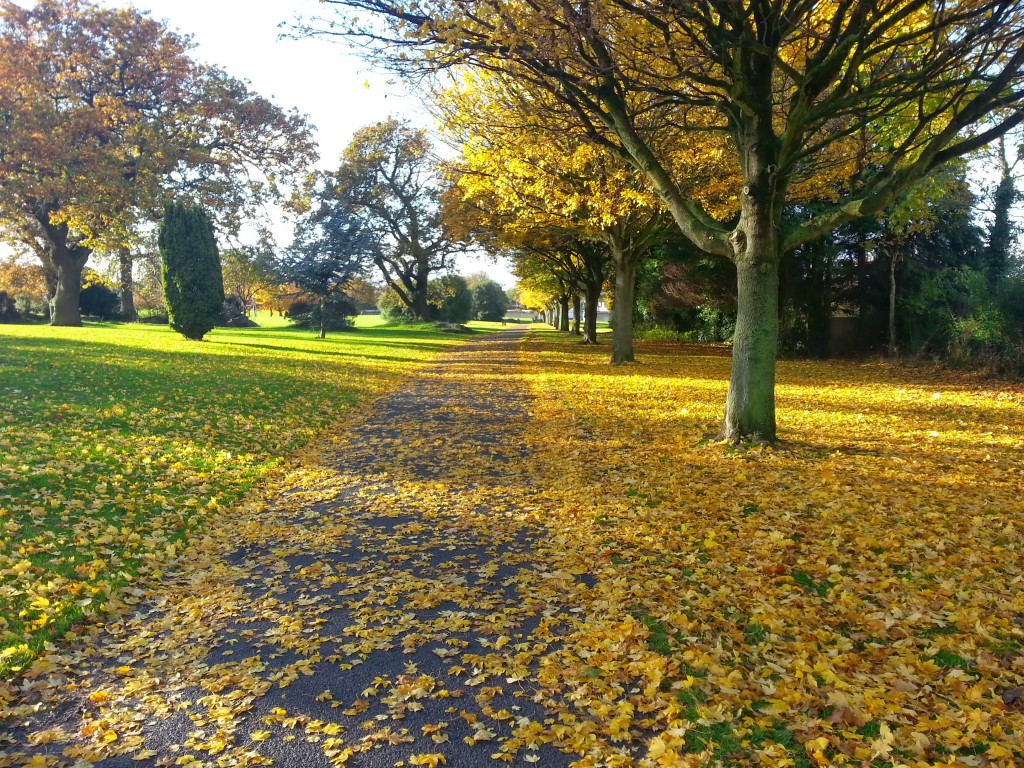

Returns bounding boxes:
[106,0,513,285]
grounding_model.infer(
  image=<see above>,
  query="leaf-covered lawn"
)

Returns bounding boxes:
[1,325,1021,768]
[523,330,1024,767]
[0,318,477,674]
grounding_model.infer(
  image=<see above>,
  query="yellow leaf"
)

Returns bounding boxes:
[408,754,447,767]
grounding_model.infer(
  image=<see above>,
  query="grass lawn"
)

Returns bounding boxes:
[0,317,486,675]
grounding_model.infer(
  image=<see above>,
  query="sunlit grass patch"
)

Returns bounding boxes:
[0,319,475,674]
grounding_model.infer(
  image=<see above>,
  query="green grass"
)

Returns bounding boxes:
[0,318,484,675]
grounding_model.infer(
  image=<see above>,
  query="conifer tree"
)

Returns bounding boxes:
[159,202,224,341]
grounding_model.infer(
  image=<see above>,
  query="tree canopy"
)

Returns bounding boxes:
[308,0,1024,441]
[337,119,459,321]
[0,0,317,326]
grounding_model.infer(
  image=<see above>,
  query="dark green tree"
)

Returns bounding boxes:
[471,280,509,321]
[279,174,375,338]
[159,202,224,341]
[428,274,472,323]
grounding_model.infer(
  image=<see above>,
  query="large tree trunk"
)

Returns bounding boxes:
[583,279,601,344]
[412,274,431,321]
[571,294,581,335]
[38,216,90,327]
[118,247,138,322]
[609,253,637,364]
[721,247,779,442]
[559,297,570,334]
[719,89,782,443]
[50,250,87,326]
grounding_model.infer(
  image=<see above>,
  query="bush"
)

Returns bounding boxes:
[689,305,735,343]
[0,291,20,323]
[220,294,246,325]
[287,294,357,332]
[472,280,510,321]
[79,283,121,320]
[378,288,416,323]
[634,323,684,342]
[159,201,224,341]
[945,315,1024,375]
[428,275,472,323]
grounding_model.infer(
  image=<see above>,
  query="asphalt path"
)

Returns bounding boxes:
[1,327,598,768]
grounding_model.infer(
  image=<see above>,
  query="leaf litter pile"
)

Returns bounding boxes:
[2,328,1023,767]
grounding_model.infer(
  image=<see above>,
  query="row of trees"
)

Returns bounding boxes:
[300,0,1024,441]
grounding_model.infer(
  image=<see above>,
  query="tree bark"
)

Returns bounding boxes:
[319,297,327,339]
[721,251,779,442]
[609,254,637,364]
[571,294,581,335]
[559,296,570,334]
[40,224,89,327]
[118,247,138,321]
[719,82,782,443]
[583,280,600,344]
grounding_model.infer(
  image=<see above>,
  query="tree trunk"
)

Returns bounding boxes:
[583,280,601,344]
[721,251,779,442]
[49,243,89,327]
[888,252,898,358]
[33,211,89,327]
[412,283,430,321]
[319,297,327,339]
[571,294,581,335]
[609,255,637,364]
[853,237,870,340]
[118,247,138,322]
[719,93,782,444]
[559,297,570,333]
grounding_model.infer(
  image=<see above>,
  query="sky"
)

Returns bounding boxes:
[103,0,516,287]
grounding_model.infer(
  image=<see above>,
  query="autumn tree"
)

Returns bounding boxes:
[336,119,459,321]
[441,78,674,359]
[309,0,1024,442]
[159,202,224,341]
[0,0,316,327]
[222,240,280,314]
[0,256,48,316]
